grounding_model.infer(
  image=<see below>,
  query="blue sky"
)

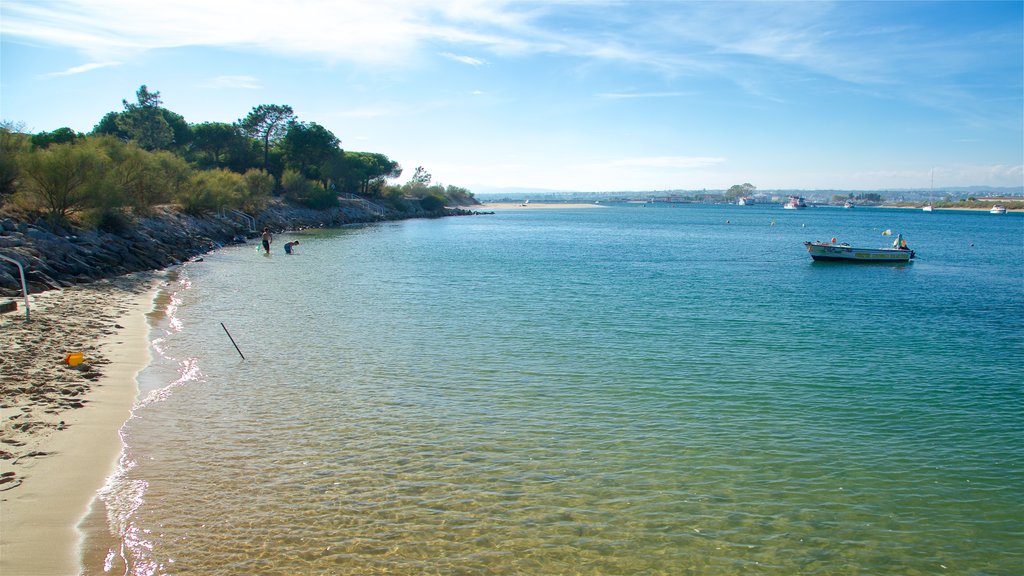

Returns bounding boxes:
[2,1,1021,192]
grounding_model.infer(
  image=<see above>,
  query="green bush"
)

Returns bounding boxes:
[420,194,445,211]
[17,140,110,222]
[82,207,132,233]
[178,168,244,214]
[281,169,337,209]
[242,168,273,211]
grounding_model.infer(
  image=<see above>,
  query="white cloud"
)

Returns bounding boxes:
[40,61,121,77]
[440,52,487,66]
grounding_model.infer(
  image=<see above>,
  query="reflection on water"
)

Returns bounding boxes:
[85,207,1024,574]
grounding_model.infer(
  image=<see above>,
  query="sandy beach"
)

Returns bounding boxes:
[1,272,161,575]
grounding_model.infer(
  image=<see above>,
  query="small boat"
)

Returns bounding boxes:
[783,196,807,209]
[922,204,933,212]
[990,204,1007,214]
[843,200,855,209]
[803,235,915,262]
[738,197,753,206]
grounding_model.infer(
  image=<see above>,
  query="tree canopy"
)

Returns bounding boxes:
[238,104,295,170]
[1,85,474,221]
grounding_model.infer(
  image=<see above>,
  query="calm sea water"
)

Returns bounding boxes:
[83,204,1023,575]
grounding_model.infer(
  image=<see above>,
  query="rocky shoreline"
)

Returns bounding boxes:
[0,199,479,297]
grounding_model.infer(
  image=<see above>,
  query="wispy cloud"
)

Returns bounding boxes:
[40,61,120,77]
[440,52,486,66]
[2,0,1017,118]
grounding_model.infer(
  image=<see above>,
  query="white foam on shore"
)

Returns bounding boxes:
[0,282,158,575]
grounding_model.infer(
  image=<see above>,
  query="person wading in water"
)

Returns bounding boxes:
[261,227,273,254]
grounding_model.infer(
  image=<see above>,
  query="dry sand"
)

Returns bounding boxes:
[1,272,162,575]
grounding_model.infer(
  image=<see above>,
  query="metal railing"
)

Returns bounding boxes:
[226,209,256,232]
[0,254,30,321]
[220,208,256,230]
[338,193,386,217]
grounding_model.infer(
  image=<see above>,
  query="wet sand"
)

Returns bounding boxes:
[1,273,161,575]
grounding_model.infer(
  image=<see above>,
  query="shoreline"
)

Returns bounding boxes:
[477,202,607,210]
[1,273,160,575]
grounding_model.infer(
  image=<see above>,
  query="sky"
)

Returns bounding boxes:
[1,0,1022,193]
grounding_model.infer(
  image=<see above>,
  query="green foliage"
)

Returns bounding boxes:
[724,183,756,200]
[0,123,30,201]
[153,151,193,207]
[5,90,477,219]
[17,140,110,221]
[855,192,882,203]
[189,122,252,170]
[82,207,132,233]
[280,121,341,184]
[419,194,445,211]
[411,166,431,185]
[330,151,401,195]
[117,85,174,151]
[239,104,295,170]
[31,127,81,149]
[241,169,274,211]
[281,169,337,209]
[444,184,476,205]
[178,168,244,214]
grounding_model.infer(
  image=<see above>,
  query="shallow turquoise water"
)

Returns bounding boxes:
[88,205,1023,574]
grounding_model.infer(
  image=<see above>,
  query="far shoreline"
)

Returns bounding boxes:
[477,202,608,210]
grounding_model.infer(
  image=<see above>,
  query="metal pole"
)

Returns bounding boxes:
[0,254,30,321]
[220,322,245,360]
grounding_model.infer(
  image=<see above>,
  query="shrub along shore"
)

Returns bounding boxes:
[0,198,478,298]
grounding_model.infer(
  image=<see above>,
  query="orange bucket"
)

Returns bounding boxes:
[65,352,84,367]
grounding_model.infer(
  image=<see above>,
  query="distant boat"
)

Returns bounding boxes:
[843,200,855,209]
[922,204,933,212]
[521,199,530,206]
[783,196,807,209]
[738,197,753,206]
[990,204,1007,214]
[804,235,914,262]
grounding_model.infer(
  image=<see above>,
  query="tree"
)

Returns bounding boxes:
[241,168,274,211]
[116,85,174,150]
[412,166,432,185]
[238,104,294,170]
[281,168,337,209]
[445,184,476,205]
[280,121,341,184]
[179,168,245,214]
[326,151,401,195]
[91,136,182,212]
[724,183,755,200]
[0,122,30,201]
[31,127,81,149]
[92,111,130,140]
[19,141,109,221]
[420,194,445,211]
[190,122,249,169]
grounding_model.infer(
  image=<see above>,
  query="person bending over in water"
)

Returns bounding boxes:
[261,227,273,254]
[284,240,299,254]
